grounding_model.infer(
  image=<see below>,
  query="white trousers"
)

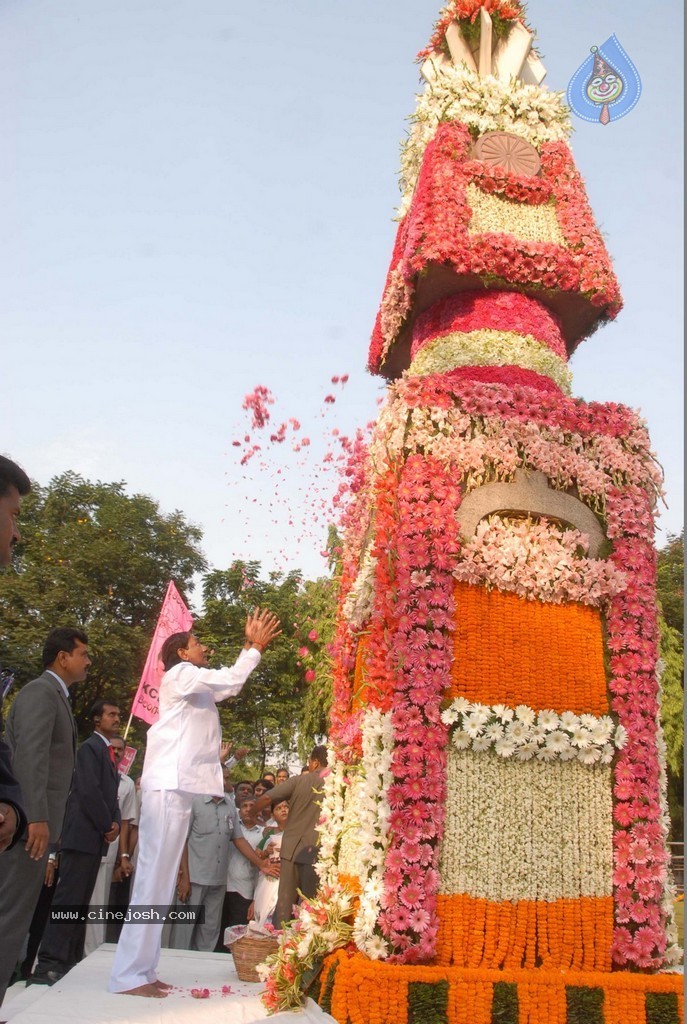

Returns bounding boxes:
[108,790,193,992]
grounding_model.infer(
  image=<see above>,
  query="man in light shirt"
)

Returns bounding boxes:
[108,608,280,997]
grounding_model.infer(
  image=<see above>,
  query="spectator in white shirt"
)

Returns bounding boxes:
[108,608,280,998]
[223,798,264,927]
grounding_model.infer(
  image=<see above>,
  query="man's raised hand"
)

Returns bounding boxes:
[244,608,281,652]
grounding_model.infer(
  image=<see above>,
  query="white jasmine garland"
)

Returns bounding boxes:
[342,544,378,629]
[350,707,393,959]
[442,699,626,764]
[440,748,613,901]
[315,750,348,887]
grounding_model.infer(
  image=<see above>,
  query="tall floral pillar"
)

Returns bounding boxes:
[265,4,683,1021]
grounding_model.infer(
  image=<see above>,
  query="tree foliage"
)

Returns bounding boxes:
[656,532,684,843]
[295,525,342,756]
[0,473,206,737]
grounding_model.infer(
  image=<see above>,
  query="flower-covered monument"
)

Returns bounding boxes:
[262,3,683,1021]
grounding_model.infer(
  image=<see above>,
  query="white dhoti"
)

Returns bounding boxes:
[108,790,192,992]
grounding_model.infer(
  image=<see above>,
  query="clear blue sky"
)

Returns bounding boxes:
[1,0,682,593]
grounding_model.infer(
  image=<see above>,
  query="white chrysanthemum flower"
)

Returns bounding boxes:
[600,743,615,764]
[452,697,473,714]
[472,735,491,753]
[528,724,546,742]
[464,713,486,738]
[470,703,491,724]
[537,709,560,732]
[590,718,613,744]
[506,720,529,745]
[545,730,571,754]
[484,723,505,742]
[364,934,389,960]
[515,705,536,726]
[559,746,578,761]
[453,729,472,750]
[560,711,580,730]
[614,724,628,749]
[580,713,599,730]
[578,746,602,765]
[441,707,459,725]
[492,703,514,722]
[570,727,593,749]
[536,746,557,761]
[494,738,516,758]
[514,742,538,761]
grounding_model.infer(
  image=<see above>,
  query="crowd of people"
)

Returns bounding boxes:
[0,454,328,1003]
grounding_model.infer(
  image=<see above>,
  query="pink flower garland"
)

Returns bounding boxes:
[368,124,622,374]
[605,489,670,968]
[411,290,568,361]
[378,454,460,963]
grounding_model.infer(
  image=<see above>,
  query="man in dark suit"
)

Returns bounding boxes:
[0,455,31,854]
[252,745,327,927]
[0,627,90,1005]
[30,699,121,985]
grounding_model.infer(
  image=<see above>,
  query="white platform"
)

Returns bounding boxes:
[1,945,335,1024]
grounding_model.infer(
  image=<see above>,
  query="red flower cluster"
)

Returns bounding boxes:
[464,159,553,204]
[418,0,523,60]
[411,290,567,360]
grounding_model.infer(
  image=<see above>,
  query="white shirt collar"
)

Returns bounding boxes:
[45,669,70,702]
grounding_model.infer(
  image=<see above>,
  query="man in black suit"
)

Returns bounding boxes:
[0,455,31,854]
[0,626,89,1006]
[30,699,122,985]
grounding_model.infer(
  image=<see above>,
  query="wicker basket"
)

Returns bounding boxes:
[229,933,279,983]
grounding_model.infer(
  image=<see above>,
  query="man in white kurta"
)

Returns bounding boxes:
[108,609,280,996]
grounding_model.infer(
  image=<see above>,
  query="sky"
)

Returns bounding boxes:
[0,0,683,596]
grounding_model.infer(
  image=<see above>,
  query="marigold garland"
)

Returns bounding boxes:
[451,581,609,714]
[316,950,683,1024]
[435,894,614,970]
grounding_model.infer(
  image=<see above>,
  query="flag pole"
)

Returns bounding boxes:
[123,710,134,742]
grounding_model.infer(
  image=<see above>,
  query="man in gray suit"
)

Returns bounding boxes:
[0,627,90,1005]
[252,745,327,928]
[0,454,32,854]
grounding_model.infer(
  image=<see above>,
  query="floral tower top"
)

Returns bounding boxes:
[368,0,622,380]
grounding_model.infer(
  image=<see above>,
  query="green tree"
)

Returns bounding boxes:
[0,472,206,738]
[296,525,342,756]
[196,560,305,773]
[656,532,684,842]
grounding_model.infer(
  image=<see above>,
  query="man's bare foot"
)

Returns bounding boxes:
[118,983,167,998]
[152,980,173,990]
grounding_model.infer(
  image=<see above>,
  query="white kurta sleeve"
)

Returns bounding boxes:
[173,648,261,702]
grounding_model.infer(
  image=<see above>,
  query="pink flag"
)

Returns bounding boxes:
[129,581,193,725]
[119,745,137,775]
